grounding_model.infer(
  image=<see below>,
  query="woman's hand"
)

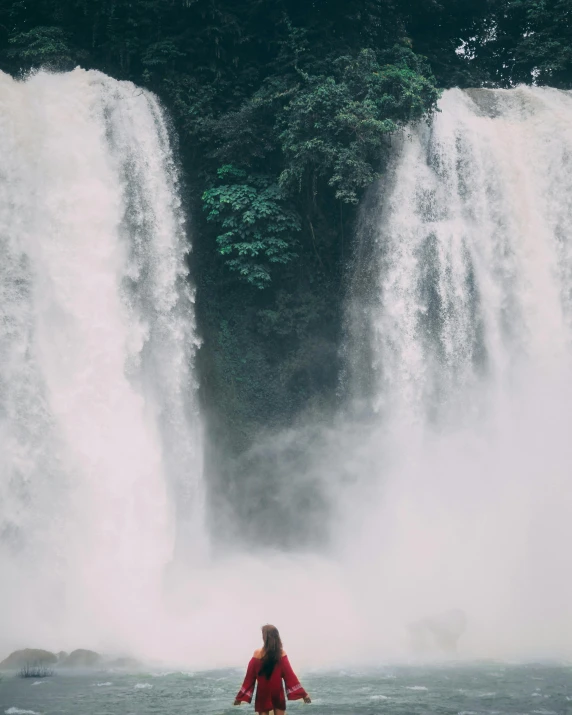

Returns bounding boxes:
[233,699,242,706]
[303,695,312,703]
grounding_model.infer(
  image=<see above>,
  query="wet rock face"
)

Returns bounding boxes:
[0,649,58,670]
[60,649,101,668]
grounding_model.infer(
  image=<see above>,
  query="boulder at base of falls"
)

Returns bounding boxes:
[0,649,58,670]
[60,649,101,668]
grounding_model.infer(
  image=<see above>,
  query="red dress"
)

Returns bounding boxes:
[235,654,308,712]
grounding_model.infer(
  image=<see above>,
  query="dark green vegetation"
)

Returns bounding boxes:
[0,1,570,536]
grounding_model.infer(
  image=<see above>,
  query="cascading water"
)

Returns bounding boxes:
[0,69,202,656]
[341,86,572,659]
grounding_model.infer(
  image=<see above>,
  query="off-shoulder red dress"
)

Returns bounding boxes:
[235,654,308,712]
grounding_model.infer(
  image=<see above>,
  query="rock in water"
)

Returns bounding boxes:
[61,649,101,668]
[0,649,58,670]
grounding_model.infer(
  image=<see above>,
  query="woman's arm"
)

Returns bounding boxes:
[281,654,311,703]
[234,657,258,705]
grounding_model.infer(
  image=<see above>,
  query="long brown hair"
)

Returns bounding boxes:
[260,624,283,679]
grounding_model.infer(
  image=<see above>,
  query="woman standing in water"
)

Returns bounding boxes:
[234,624,311,713]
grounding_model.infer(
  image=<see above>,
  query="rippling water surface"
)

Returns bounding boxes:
[2,663,572,715]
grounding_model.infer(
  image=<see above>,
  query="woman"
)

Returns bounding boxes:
[234,624,311,714]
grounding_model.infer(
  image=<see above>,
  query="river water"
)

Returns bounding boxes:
[2,663,572,715]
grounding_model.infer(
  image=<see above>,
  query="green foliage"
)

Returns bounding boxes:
[7,26,77,70]
[414,0,572,88]
[491,0,572,87]
[402,0,499,88]
[202,166,300,288]
[142,40,186,68]
[278,47,440,203]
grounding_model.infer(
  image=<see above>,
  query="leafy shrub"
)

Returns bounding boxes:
[203,166,300,288]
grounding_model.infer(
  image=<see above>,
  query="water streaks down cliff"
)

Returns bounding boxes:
[343,86,572,657]
[0,69,202,653]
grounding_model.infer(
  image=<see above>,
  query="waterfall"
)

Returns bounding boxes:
[0,69,202,654]
[3,74,572,666]
[343,86,572,657]
[359,87,572,417]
